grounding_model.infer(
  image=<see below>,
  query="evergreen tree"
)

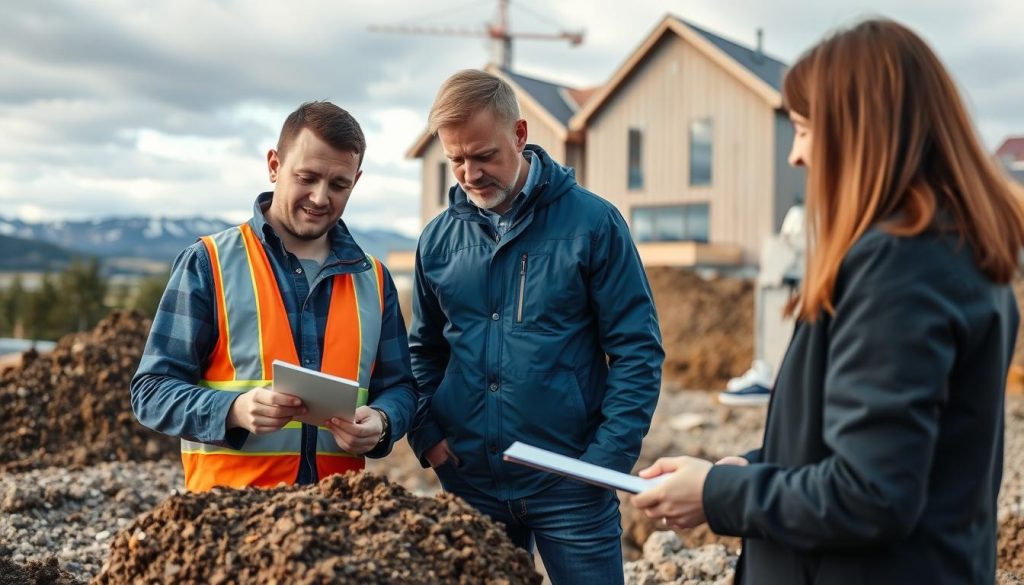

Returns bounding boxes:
[132,272,170,319]
[23,273,59,340]
[56,258,108,332]
[1,275,27,337]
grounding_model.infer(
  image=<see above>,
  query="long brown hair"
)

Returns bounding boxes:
[783,19,1024,321]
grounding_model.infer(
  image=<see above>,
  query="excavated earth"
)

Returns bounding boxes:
[93,472,539,585]
[2,281,1024,583]
[643,268,754,392]
[0,310,179,473]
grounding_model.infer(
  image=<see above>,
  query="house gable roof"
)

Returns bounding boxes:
[685,18,787,91]
[570,14,786,130]
[997,136,1024,163]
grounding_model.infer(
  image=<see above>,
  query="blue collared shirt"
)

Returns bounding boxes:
[131,192,417,484]
[475,151,540,239]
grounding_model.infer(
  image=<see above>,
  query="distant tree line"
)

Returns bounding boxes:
[0,259,168,341]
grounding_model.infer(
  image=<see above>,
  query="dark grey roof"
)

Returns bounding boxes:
[500,68,576,127]
[674,16,788,91]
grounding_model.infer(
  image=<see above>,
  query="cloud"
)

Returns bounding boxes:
[0,0,1021,235]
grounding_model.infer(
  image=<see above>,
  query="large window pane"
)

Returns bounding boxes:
[689,119,713,186]
[656,206,685,241]
[632,208,655,242]
[628,128,643,190]
[684,203,710,243]
[631,204,710,243]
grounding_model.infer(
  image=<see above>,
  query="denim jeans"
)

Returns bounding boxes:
[436,464,624,585]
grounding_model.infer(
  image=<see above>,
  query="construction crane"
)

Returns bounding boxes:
[369,0,584,70]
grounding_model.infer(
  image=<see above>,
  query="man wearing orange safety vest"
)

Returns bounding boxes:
[131,101,417,491]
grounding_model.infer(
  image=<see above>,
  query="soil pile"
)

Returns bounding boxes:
[0,548,82,585]
[645,268,753,391]
[94,471,541,585]
[1001,514,1024,576]
[0,310,178,473]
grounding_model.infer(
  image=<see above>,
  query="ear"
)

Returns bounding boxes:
[267,149,280,183]
[514,119,528,151]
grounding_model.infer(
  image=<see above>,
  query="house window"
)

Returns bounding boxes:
[689,118,713,186]
[438,162,449,205]
[632,204,710,243]
[628,128,643,190]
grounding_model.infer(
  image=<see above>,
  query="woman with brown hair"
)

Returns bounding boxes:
[632,19,1024,584]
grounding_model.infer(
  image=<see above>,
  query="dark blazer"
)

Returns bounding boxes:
[703,226,1018,584]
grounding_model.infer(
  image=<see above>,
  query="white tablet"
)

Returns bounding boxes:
[503,441,666,494]
[271,359,359,426]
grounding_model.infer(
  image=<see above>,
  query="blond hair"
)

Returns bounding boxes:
[783,19,1024,321]
[428,69,520,133]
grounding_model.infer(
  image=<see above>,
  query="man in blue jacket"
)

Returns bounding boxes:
[408,69,664,584]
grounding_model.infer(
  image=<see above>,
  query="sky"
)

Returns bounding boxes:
[1,0,1022,237]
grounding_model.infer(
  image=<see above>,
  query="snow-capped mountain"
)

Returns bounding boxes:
[0,216,416,266]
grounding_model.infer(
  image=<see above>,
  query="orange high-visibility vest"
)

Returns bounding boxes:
[181,223,384,491]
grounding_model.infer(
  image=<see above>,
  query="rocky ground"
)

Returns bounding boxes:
[3,388,1022,583]
[3,273,1024,583]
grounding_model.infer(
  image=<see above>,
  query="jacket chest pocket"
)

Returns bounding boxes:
[511,252,583,331]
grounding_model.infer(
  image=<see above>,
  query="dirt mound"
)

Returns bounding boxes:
[646,268,753,391]
[94,472,541,585]
[1001,514,1024,575]
[0,310,178,473]
[0,549,82,585]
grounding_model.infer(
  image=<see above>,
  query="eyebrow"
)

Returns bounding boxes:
[446,148,497,161]
[296,168,353,186]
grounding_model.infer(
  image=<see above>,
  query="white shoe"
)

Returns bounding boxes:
[726,360,773,391]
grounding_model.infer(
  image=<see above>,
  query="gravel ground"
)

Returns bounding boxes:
[2,392,1022,583]
[0,461,183,581]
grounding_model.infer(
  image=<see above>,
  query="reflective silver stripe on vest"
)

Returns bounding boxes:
[351,254,383,389]
[209,227,265,381]
[317,254,382,456]
[182,425,303,455]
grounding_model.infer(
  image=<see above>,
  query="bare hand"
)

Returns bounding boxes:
[715,455,750,466]
[631,456,713,529]
[226,387,305,435]
[424,439,459,468]
[324,406,384,455]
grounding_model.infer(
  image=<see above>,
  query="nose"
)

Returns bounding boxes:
[463,160,483,184]
[788,145,804,168]
[308,182,329,206]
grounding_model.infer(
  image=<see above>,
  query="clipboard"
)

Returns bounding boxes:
[502,441,665,494]
[271,359,359,426]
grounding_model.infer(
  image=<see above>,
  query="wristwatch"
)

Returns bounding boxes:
[370,407,391,448]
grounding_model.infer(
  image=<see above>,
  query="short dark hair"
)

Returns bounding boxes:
[277,101,366,166]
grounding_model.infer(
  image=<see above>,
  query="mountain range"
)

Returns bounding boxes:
[0,216,416,273]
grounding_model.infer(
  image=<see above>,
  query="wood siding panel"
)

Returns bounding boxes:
[584,33,777,264]
[419,138,449,228]
[519,98,567,164]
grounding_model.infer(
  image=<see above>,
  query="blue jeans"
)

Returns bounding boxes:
[436,464,624,585]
